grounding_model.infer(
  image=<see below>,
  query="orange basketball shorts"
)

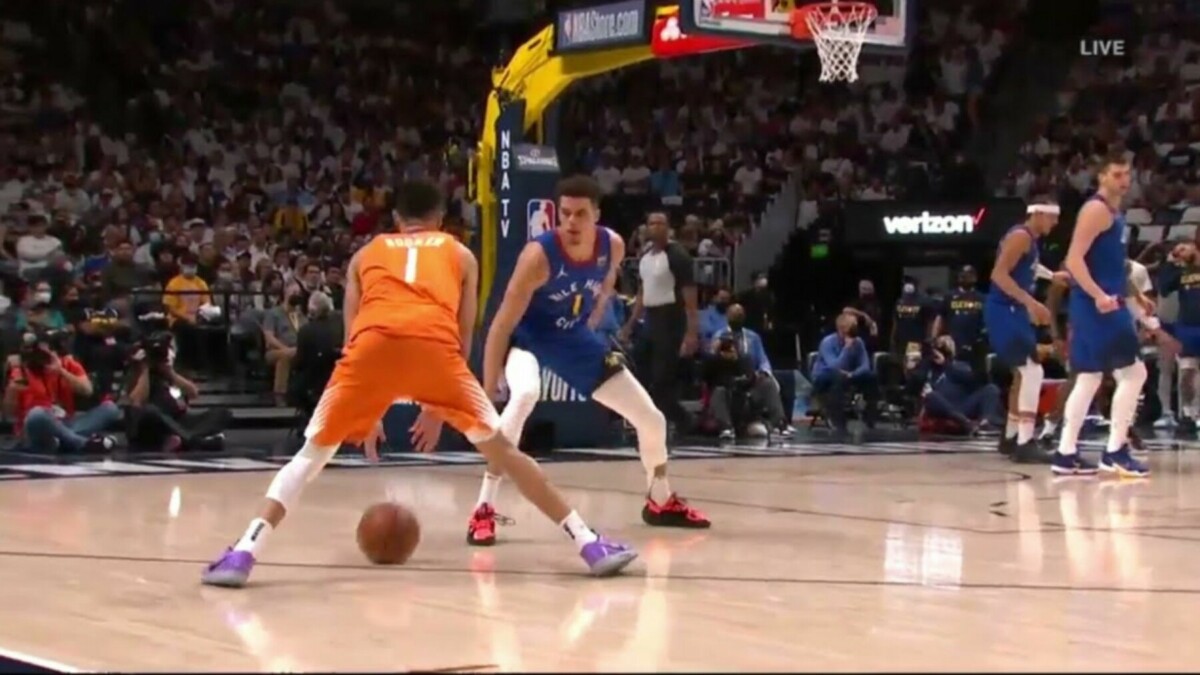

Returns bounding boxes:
[304,329,500,447]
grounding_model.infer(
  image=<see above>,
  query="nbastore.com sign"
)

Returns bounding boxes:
[554,0,649,54]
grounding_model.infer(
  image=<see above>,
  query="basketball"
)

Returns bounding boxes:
[356,502,420,565]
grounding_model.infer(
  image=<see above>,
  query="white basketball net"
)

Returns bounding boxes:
[805,2,878,83]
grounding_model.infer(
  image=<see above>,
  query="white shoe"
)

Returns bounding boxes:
[718,428,735,441]
[1153,413,1177,429]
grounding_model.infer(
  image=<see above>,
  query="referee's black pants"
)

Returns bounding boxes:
[645,307,693,431]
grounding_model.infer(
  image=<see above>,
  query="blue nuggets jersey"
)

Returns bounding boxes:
[986,225,1039,308]
[1067,195,1139,373]
[512,228,615,396]
[984,225,1040,367]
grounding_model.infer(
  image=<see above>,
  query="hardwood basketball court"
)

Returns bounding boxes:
[2,442,1200,671]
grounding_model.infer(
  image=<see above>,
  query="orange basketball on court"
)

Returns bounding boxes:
[356,501,420,565]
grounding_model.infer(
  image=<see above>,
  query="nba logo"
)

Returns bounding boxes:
[699,0,715,17]
[527,199,556,239]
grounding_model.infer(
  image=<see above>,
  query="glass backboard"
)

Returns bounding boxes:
[680,0,911,52]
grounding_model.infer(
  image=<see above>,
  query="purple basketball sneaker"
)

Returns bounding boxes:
[580,537,637,577]
[202,548,256,588]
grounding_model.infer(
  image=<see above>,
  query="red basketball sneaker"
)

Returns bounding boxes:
[642,494,711,528]
[467,504,497,546]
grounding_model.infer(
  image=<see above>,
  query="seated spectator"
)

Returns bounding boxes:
[918,335,1003,433]
[273,196,310,239]
[73,288,135,401]
[699,288,732,354]
[13,281,66,333]
[288,291,343,413]
[707,303,793,438]
[16,213,62,280]
[812,312,880,432]
[4,329,119,453]
[124,331,230,452]
[163,255,211,370]
[100,240,145,298]
[262,288,306,404]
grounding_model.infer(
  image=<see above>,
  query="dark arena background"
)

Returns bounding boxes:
[2,0,1200,670]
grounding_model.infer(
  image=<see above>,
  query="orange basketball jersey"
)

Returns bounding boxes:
[352,231,464,347]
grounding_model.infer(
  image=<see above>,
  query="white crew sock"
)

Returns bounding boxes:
[559,510,598,550]
[1057,372,1103,456]
[1017,418,1035,444]
[1005,415,1019,440]
[234,518,273,555]
[477,473,502,509]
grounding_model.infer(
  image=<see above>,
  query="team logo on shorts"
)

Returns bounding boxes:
[528,199,556,239]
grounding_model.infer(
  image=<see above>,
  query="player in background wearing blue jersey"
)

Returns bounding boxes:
[474,176,711,546]
[1056,152,1149,477]
[985,197,1061,465]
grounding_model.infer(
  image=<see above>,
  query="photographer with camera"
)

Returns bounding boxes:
[917,335,1004,433]
[4,329,120,454]
[124,330,231,452]
[705,303,793,439]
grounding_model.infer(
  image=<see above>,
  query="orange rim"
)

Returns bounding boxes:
[789,2,877,41]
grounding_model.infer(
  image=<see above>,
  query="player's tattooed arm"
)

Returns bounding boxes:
[1065,200,1116,307]
[482,243,549,398]
[990,228,1042,314]
[342,249,363,345]
[588,231,625,330]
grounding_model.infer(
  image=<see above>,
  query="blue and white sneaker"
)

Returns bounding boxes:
[1051,452,1098,476]
[1099,446,1150,478]
[1153,413,1177,430]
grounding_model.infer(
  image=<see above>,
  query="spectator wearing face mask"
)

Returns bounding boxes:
[163,254,212,371]
[709,303,794,437]
[261,288,307,405]
[14,282,66,333]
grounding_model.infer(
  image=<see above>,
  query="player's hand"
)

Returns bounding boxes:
[409,409,444,453]
[1095,295,1120,314]
[1136,294,1156,317]
[1051,271,1071,287]
[361,420,386,462]
[680,331,698,357]
[1026,301,1053,326]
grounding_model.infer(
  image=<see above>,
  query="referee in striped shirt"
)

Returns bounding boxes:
[619,212,699,431]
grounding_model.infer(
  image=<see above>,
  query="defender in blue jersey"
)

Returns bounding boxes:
[477,176,710,546]
[985,198,1061,465]
[1056,152,1149,477]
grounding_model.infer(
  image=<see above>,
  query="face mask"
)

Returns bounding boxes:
[754,278,768,290]
[728,318,745,330]
[218,271,234,282]
[149,231,163,243]
[903,283,916,295]
[181,266,197,277]
[859,287,874,297]
[33,291,51,304]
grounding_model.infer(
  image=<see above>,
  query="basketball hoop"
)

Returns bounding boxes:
[790,2,878,83]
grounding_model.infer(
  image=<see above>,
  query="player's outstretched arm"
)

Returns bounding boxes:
[342,250,363,345]
[1064,201,1113,304]
[482,243,549,397]
[588,231,626,329]
[456,242,480,358]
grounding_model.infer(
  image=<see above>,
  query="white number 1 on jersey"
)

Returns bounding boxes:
[404,249,419,283]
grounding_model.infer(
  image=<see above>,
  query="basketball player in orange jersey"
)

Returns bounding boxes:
[201,180,637,587]
[468,175,709,547]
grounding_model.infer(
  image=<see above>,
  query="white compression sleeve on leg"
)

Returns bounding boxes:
[1107,360,1147,452]
[500,348,541,446]
[1015,360,1044,443]
[591,369,668,475]
[265,442,337,513]
[1057,372,1103,455]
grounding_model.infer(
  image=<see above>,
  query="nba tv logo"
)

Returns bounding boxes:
[528,199,556,239]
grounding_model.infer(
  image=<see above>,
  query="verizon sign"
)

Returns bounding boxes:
[651,9,750,58]
[883,208,987,236]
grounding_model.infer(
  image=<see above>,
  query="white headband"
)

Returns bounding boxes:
[1027,204,1061,215]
